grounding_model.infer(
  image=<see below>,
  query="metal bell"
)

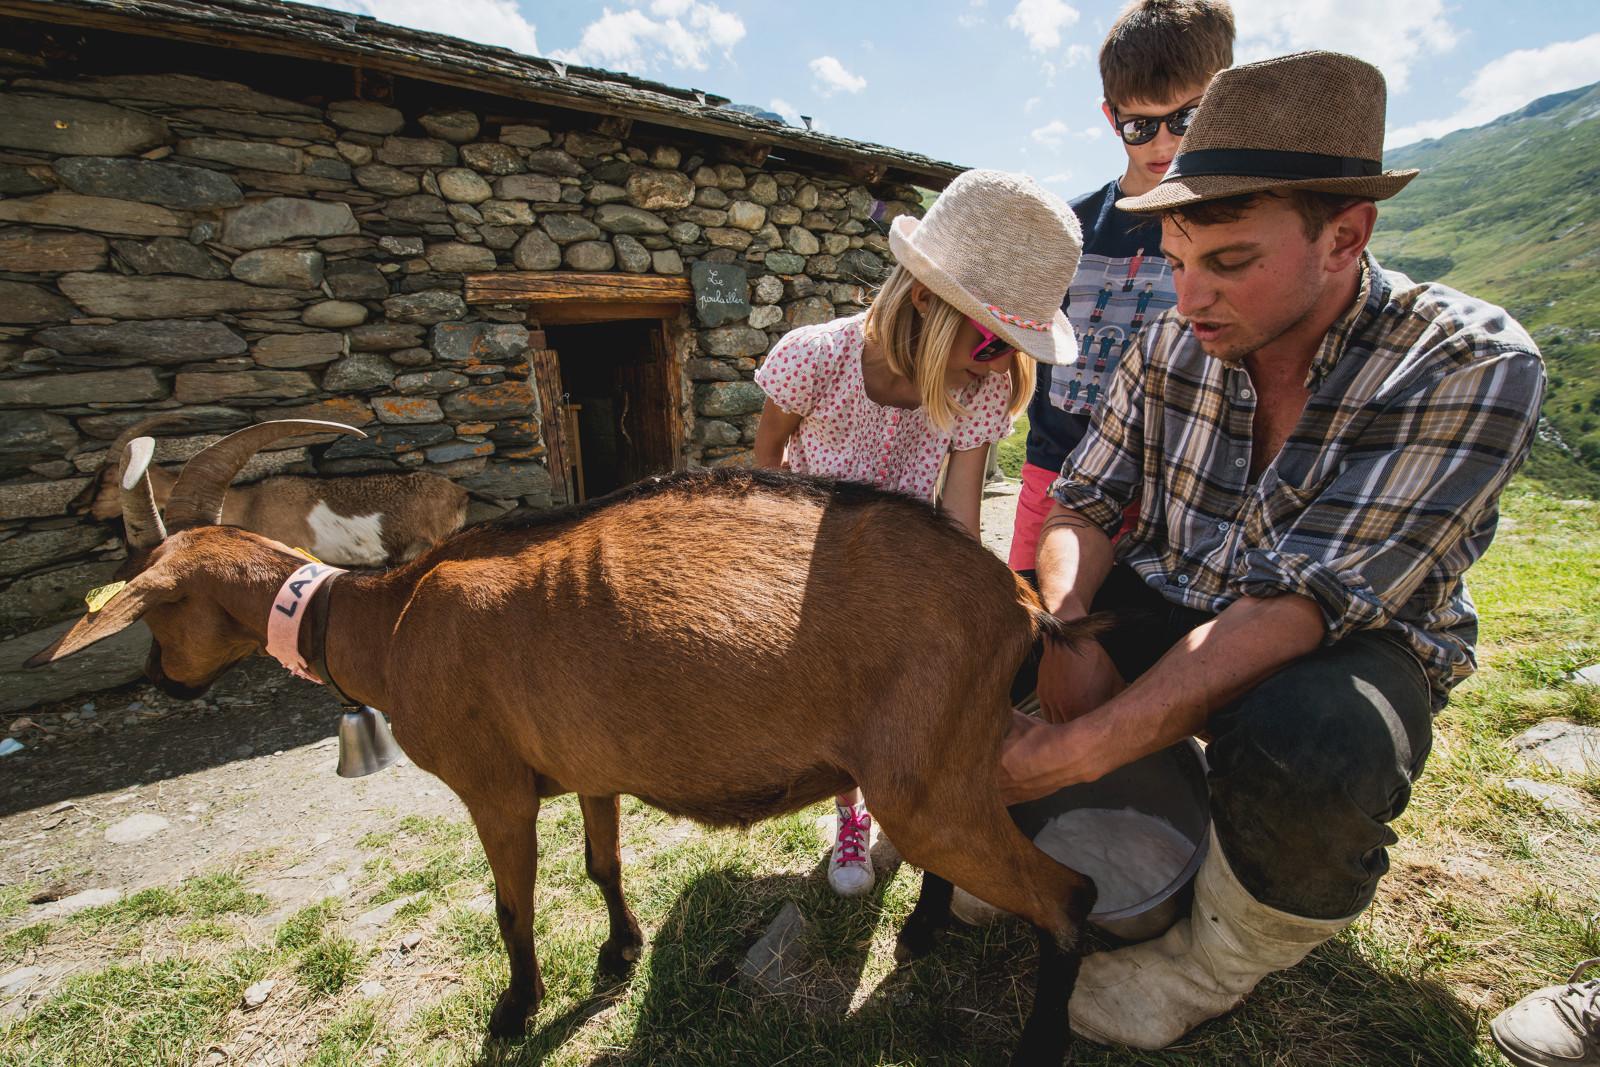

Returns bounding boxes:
[335,706,403,778]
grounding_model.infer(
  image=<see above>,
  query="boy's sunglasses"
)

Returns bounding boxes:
[1113,104,1199,146]
[966,318,1016,363]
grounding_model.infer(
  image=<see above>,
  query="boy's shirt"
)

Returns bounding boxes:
[1024,178,1178,475]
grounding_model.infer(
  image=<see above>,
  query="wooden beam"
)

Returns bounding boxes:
[465,271,692,305]
[717,141,771,167]
[595,114,632,139]
[844,160,888,185]
[533,301,682,325]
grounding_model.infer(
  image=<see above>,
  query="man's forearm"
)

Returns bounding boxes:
[1060,593,1326,781]
[1034,501,1116,618]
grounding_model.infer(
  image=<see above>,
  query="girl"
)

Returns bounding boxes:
[751,169,1083,896]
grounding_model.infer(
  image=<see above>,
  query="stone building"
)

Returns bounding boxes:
[0,0,960,710]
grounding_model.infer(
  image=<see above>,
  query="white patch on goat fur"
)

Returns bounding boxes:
[307,503,387,566]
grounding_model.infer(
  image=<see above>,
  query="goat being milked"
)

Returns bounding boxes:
[31,420,1100,1067]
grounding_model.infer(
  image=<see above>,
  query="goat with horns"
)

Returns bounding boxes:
[30,419,1100,1066]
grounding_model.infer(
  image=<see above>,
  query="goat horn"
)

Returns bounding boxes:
[118,436,167,550]
[162,420,368,532]
[69,413,187,516]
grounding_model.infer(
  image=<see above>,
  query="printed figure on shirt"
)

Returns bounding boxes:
[1089,281,1115,324]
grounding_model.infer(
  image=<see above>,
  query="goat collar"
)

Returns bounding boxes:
[266,562,361,709]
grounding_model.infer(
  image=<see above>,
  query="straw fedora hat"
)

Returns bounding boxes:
[889,169,1082,366]
[1118,50,1418,214]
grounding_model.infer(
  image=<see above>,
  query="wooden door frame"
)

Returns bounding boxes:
[467,272,692,498]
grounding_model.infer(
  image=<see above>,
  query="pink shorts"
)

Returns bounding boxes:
[1008,462,1059,572]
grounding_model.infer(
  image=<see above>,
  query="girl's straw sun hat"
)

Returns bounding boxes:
[888,169,1082,366]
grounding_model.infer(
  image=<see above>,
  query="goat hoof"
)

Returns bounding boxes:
[487,989,532,1040]
[597,937,643,978]
[1010,1018,1069,1067]
[893,923,940,964]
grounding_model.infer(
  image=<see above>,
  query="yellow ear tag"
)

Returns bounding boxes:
[290,547,323,564]
[84,581,128,613]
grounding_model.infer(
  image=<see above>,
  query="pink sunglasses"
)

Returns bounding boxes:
[966,318,1016,363]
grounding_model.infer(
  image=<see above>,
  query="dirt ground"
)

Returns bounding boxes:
[0,482,1028,1025]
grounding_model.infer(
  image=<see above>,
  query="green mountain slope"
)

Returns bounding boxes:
[1369,81,1600,477]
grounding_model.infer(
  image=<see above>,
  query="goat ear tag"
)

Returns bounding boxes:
[84,581,128,613]
[290,546,322,564]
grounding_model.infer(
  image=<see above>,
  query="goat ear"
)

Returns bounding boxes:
[24,573,172,667]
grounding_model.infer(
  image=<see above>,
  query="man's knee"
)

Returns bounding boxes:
[1205,633,1433,918]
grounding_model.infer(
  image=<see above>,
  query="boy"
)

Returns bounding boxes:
[1009,0,1235,573]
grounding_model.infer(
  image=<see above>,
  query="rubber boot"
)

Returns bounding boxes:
[1068,827,1358,1049]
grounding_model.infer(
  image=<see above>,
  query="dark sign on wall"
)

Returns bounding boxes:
[691,261,750,327]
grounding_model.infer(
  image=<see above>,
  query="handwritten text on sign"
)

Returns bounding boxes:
[691,261,750,327]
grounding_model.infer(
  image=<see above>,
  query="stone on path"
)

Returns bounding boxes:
[1504,778,1595,818]
[352,892,422,943]
[1570,663,1600,687]
[357,980,387,997]
[739,901,810,994]
[242,978,275,1009]
[33,887,120,920]
[105,812,170,844]
[1510,720,1600,775]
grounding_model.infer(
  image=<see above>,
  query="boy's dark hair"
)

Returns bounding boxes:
[1164,191,1372,241]
[1100,0,1236,111]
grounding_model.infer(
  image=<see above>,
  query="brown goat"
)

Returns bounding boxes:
[73,416,468,565]
[32,421,1098,1066]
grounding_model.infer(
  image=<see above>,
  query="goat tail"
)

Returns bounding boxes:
[1033,607,1113,648]
[1013,571,1113,649]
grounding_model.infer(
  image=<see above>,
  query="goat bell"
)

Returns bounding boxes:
[335,706,403,778]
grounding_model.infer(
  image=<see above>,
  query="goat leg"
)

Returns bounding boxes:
[894,869,955,962]
[1012,926,1083,1067]
[869,793,1094,1067]
[468,795,545,1039]
[578,793,644,978]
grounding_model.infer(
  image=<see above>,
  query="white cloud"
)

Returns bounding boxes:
[769,98,802,126]
[1388,32,1600,147]
[312,0,539,56]
[552,1,744,72]
[1042,171,1075,185]
[1031,119,1103,149]
[1006,0,1080,52]
[1229,0,1456,94]
[1023,95,1041,113]
[810,55,867,95]
[1030,119,1070,148]
[1064,42,1093,67]
[957,12,985,28]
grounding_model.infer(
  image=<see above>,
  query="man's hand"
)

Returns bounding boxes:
[998,711,1110,805]
[1036,639,1123,723]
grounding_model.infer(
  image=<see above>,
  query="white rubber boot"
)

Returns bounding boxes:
[1069,827,1358,1049]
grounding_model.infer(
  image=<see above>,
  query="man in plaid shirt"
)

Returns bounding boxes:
[999,52,1545,1050]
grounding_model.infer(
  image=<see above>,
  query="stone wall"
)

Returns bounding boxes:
[0,54,928,716]
[0,57,926,707]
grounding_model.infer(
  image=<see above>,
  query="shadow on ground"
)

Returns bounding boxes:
[0,656,341,818]
[466,863,1486,1067]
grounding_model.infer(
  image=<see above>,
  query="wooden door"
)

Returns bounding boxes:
[528,347,571,505]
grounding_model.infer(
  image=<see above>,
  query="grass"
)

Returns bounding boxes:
[2,478,1597,1065]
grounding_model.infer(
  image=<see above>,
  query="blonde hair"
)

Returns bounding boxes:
[862,265,1035,432]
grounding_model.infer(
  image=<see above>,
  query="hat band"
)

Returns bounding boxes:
[1164,147,1382,183]
[986,304,1052,332]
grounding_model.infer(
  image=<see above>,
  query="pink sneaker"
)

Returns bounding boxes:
[829,803,875,897]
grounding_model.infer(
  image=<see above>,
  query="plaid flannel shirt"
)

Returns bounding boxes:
[1052,253,1545,709]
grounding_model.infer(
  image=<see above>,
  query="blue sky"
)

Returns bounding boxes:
[307,0,1600,195]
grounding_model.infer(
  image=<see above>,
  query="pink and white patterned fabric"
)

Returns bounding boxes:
[753,313,1014,502]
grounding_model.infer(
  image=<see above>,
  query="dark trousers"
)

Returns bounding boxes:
[1017,565,1434,921]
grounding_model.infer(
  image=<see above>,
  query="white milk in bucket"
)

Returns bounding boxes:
[952,806,1195,923]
